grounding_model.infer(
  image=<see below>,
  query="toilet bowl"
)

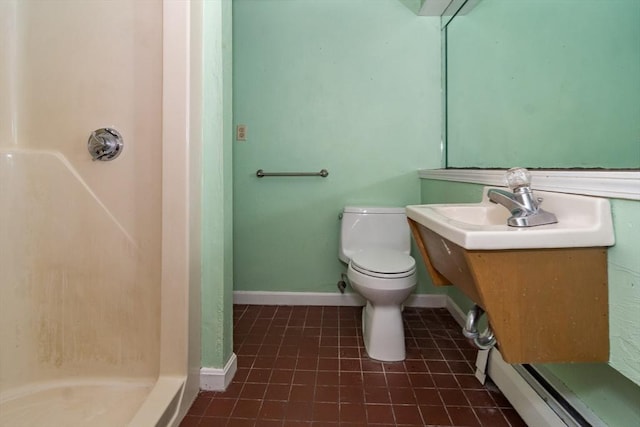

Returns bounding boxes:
[339,207,417,362]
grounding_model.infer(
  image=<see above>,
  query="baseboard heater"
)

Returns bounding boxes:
[514,364,594,427]
[484,349,605,427]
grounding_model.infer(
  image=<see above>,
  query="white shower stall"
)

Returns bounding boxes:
[0,1,203,425]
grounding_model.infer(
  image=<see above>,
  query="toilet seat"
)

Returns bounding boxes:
[350,248,416,279]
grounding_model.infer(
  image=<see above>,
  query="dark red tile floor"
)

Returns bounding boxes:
[180,305,527,427]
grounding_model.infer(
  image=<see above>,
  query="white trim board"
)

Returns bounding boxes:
[233,291,365,306]
[418,169,640,200]
[418,0,481,16]
[200,353,237,391]
[445,296,467,326]
[233,291,447,308]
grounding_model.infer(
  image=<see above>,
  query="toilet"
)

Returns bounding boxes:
[339,206,417,362]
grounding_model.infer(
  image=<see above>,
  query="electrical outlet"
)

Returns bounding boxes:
[236,124,247,141]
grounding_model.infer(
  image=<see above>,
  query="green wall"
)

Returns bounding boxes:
[201,0,234,369]
[200,9,640,427]
[419,179,640,424]
[232,0,442,295]
[445,0,640,168]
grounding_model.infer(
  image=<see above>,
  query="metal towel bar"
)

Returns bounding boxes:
[256,169,329,178]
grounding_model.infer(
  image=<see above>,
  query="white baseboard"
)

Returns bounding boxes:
[200,353,237,391]
[405,293,448,307]
[445,295,467,326]
[233,290,448,308]
[233,291,365,306]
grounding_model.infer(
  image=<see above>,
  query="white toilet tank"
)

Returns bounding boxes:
[339,206,411,264]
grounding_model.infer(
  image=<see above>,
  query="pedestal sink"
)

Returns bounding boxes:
[406,186,615,363]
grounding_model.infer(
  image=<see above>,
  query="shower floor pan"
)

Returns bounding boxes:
[0,379,154,427]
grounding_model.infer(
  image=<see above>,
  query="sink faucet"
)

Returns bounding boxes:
[488,168,558,227]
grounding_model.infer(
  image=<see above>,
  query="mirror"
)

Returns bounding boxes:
[444,0,640,169]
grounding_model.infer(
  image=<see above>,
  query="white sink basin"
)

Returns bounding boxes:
[406,187,615,250]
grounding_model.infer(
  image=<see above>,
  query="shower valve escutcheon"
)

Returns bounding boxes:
[88,128,123,161]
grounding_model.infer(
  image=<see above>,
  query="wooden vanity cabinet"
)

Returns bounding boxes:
[409,219,609,364]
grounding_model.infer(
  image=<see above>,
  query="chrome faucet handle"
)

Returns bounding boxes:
[505,167,532,192]
[489,168,557,227]
[504,167,540,213]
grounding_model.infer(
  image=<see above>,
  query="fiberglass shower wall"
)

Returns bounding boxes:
[0,0,163,393]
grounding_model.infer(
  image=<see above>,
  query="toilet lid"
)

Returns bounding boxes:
[350,249,416,276]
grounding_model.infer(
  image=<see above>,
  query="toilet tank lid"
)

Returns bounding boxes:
[343,206,406,214]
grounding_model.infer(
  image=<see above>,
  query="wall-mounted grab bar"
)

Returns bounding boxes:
[256,169,329,178]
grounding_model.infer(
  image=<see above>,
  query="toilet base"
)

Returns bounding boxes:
[361,301,406,362]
